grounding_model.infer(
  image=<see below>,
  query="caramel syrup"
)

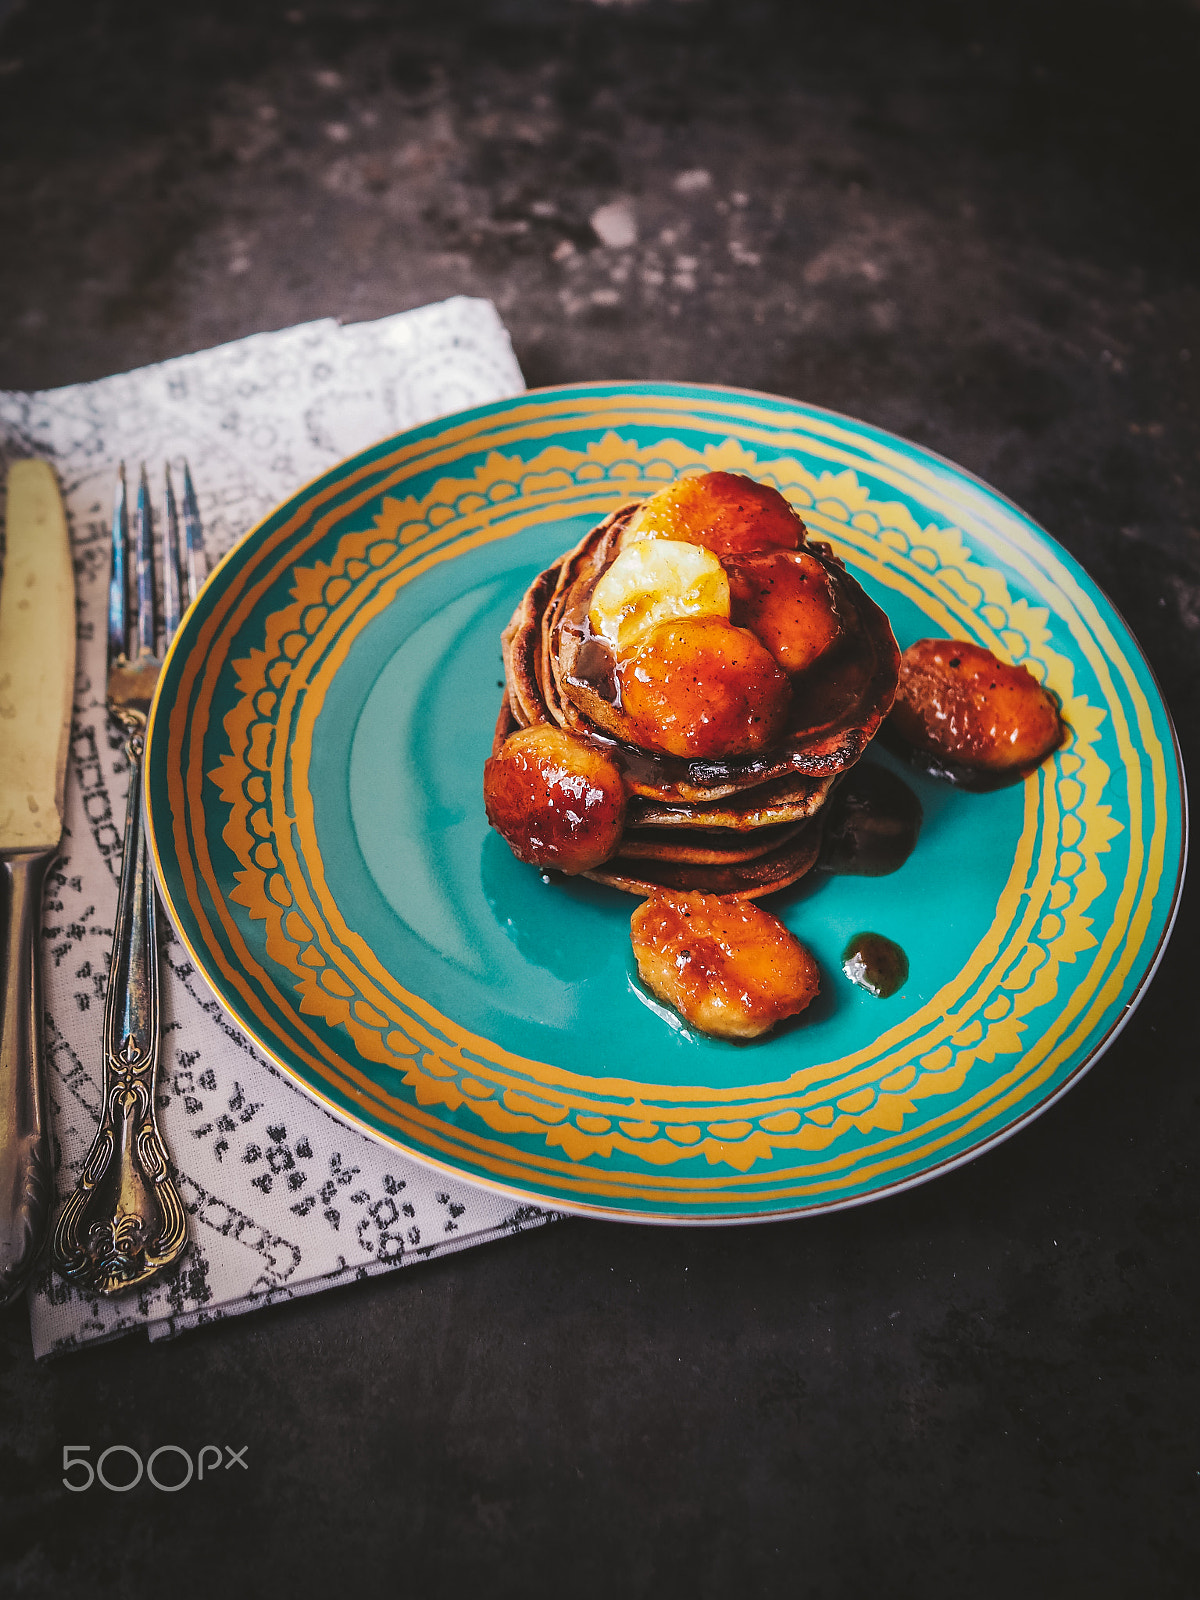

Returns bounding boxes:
[841,933,909,998]
[818,761,922,876]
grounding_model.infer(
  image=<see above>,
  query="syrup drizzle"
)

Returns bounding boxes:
[842,932,909,998]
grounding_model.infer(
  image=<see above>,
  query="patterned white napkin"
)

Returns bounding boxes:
[0,298,557,1358]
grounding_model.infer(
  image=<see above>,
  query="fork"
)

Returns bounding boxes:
[52,462,205,1294]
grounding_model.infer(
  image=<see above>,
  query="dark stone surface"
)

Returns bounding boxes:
[0,2,1197,1594]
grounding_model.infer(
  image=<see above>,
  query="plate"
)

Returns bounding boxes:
[145,383,1187,1223]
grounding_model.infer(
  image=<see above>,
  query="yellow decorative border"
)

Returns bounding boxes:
[151,387,1172,1209]
[210,428,1119,1174]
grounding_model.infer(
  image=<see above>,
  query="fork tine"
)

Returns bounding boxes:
[162,465,182,642]
[180,461,206,607]
[108,463,129,663]
[135,464,156,660]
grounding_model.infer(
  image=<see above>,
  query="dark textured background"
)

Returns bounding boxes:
[1,2,1197,1595]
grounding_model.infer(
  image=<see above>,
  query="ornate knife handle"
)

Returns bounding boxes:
[53,734,187,1293]
[0,848,55,1307]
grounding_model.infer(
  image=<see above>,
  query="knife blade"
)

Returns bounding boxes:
[0,460,75,1306]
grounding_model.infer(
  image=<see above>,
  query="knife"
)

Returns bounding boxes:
[0,461,75,1307]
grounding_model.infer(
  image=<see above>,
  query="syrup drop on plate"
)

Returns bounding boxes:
[842,932,909,998]
[818,762,922,876]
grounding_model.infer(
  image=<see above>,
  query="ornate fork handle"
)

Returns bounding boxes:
[53,731,187,1293]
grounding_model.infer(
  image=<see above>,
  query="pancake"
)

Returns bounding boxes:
[615,818,809,865]
[625,770,835,831]
[584,819,823,899]
[501,505,900,805]
[494,494,899,896]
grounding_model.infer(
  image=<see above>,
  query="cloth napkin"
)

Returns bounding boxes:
[0,298,558,1358]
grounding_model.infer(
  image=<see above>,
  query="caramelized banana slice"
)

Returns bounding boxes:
[484,725,626,874]
[630,891,820,1039]
[889,639,1064,780]
[623,470,804,558]
[621,616,791,759]
[726,548,843,674]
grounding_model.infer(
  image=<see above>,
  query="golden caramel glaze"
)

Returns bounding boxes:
[624,470,804,559]
[725,548,843,675]
[630,891,820,1039]
[889,639,1065,775]
[483,724,627,874]
[620,616,792,760]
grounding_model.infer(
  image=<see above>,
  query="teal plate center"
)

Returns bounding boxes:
[330,527,1023,1091]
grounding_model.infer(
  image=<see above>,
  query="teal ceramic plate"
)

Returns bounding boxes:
[145,383,1187,1222]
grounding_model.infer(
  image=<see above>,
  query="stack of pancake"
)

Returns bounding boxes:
[496,501,900,898]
